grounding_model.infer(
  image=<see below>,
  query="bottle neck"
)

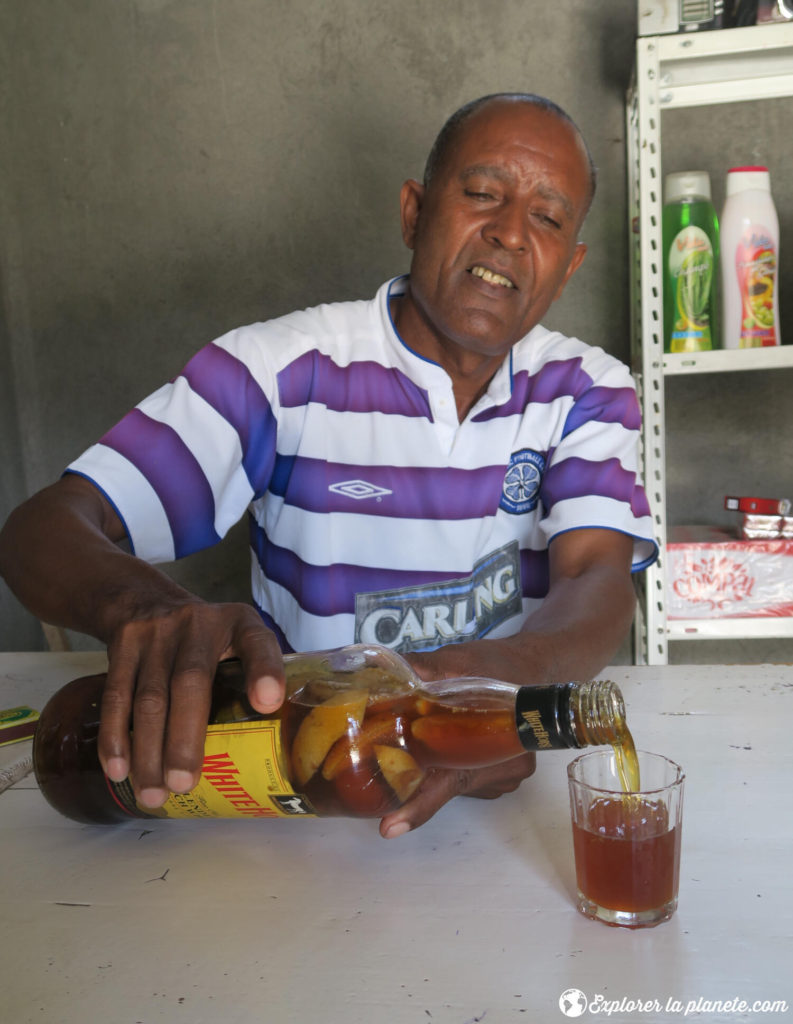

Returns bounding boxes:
[568,679,630,747]
[514,680,629,751]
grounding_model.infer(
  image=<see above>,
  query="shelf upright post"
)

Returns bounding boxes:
[628,36,669,665]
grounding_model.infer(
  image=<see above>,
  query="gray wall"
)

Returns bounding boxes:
[1,1,790,665]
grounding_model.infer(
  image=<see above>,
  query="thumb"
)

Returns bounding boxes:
[379,768,466,839]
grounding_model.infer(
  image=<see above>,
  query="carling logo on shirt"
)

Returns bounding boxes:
[500,448,545,515]
[354,541,522,654]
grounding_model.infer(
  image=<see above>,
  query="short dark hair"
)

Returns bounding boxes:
[423,92,597,211]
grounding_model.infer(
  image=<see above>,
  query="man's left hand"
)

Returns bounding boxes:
[378,753,536,838]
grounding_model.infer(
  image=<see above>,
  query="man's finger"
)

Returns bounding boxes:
[230,621,286,713]
[97,652,138,784]
[379,767,465,838]
[162,659,216,795]
[129,657,172,807]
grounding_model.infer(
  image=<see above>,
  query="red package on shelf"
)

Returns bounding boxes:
[724,495,791,516]
[667,526,793,619]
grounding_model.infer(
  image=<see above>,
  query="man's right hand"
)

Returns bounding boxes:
[0,474,286,808]
[99,599,286,808]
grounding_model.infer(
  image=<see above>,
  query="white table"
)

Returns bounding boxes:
[1,653,792,1024]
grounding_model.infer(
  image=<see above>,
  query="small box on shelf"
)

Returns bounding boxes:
[666,524,793,620]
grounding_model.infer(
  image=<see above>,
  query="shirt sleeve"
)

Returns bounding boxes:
[538,353,657,572]
[65,327,279,564]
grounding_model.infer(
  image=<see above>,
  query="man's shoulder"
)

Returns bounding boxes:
[278,290,382,333]
[246,290,382,343]
[209,280,392,369]
[514,324,633,385]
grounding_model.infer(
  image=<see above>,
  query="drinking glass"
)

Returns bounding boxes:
[567,749,685,928]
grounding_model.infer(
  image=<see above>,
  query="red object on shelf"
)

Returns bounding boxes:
[724,495,791,516]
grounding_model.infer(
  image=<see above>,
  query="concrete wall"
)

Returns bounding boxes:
[0,303,41,651]
[1,1,791,664]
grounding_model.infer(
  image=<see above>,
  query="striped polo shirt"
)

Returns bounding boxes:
[67,276,656,655]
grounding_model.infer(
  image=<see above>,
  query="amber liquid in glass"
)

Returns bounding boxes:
[573,795,680,915]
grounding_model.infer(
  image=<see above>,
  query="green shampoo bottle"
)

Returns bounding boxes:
[662,170,720,353]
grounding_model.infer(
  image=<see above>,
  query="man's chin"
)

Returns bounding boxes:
[401,287,526,360]
[443,312,523,357]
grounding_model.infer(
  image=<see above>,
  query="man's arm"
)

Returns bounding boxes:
[378,528,636,837]
[0,474,285,806]
[407,528,636,687]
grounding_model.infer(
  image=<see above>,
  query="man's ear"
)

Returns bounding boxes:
[553,242,587,302]
[399,178,425,250]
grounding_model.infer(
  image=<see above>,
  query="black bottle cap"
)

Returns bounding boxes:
[515,683,579,751]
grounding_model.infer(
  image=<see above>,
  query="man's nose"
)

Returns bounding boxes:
[484,201,528,251]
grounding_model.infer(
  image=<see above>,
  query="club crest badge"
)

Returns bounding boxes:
[500,448,545,515]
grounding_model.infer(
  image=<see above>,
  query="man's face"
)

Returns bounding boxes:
[399,101,590,364]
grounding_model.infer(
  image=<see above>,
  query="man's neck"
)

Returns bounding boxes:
[389,293,506,422]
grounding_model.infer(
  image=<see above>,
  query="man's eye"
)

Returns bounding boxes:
[464,189,494,201]
[535,212,561,229]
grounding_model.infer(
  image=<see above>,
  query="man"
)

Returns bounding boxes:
[0,93,656,838]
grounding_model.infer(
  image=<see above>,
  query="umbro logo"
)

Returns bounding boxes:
[328,479,393,500]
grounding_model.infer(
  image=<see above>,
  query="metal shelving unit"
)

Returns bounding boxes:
[626,22,793,664]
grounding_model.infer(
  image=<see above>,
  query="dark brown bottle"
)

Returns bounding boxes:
[33,643,637,824]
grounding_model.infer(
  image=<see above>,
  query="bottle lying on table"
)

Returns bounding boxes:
[33,643,637,824]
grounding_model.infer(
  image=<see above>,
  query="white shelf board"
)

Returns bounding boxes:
[656,21,793,62]
[663,345,793,376]
[668,617,793,640]
[655,23,793,109]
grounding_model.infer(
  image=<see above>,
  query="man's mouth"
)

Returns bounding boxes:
[469,265,516,289]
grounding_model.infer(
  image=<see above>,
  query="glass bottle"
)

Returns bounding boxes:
[32,643,637,824]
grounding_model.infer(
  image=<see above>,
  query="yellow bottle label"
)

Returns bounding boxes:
[151,720,316,820]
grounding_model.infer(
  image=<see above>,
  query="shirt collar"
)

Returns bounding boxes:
[380,275,514,406]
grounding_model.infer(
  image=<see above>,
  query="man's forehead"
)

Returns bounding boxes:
[460,102,580,154]
[451,103,590,194]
